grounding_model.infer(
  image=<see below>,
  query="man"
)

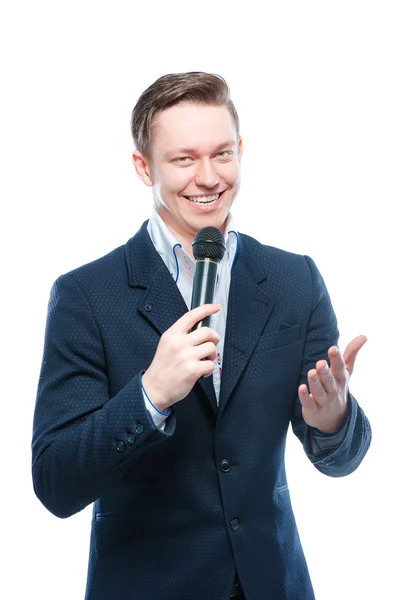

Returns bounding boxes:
[32,72,371,600]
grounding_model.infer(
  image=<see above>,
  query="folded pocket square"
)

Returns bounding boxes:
[273,322,300,348]
[254,322,300,353]
[278,321,294,331]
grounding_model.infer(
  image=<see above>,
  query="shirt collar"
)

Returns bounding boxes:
[147,208,239,283]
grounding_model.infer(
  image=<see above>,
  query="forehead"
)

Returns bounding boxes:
[151,102,237,155]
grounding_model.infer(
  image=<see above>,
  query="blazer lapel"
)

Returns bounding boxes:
[218,237,274,415]
[125,222,218,412]
[125,221,186,332]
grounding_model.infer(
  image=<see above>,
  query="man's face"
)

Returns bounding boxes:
[133,102,243,246]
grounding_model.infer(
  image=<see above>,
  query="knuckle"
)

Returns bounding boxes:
[171,342,182,356]
[200,326,211,337]
[169,337,183,354]
[203,361,214,376]
[202,342,212,356]
[182,359,196,377]
[179,348,190,363]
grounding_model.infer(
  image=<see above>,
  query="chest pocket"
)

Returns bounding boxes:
[253,323,300,354]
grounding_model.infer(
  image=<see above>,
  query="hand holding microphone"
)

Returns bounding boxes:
[142,227,226,412]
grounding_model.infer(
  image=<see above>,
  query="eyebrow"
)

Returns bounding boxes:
[166,140,236,158]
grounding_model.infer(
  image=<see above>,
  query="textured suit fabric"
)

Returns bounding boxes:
[32,221,371,600]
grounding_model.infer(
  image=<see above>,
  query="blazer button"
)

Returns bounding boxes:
[144,304,152,312]
[230,518,240,532]
[127,434,135,444]
[135,423,144,435]
[116,441,125,452]
[219,459,231,473]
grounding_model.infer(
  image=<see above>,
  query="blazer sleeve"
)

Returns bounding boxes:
[290,256,372,477]
[31,273,175,519]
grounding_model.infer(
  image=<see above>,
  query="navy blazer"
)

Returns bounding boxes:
[32,221,371,600]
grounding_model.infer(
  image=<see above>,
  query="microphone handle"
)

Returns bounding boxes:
[190,259,218,331]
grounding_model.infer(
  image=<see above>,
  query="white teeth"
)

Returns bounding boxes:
[187,194,220,204]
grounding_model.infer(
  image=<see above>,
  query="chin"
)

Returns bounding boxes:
[192,215,227,233]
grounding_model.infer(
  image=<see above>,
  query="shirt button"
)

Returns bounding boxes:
[116,441,125,452]
[135,423,144,435]
[219,459,231,473]
[127,434,135,444]
[230,518,240,532]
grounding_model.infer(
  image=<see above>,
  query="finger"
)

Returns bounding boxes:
[171,304,221,334]
[342,335,367,376]
[298,383,318,410]
[307,369,326,407]
[199,359,216,378]
[328,346,347,385]
[188,326,221,347]
[194,341,218,362]
[315,360,336,394]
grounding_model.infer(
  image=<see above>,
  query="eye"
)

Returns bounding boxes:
[216,151,233,159]
[175,156,191,163]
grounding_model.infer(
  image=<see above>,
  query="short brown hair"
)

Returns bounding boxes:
[131,71,240,159]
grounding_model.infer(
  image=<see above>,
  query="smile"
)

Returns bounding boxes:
[184,192,225,205]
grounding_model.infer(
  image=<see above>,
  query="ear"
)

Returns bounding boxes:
[132,150,153,186]
[237,137,244,162]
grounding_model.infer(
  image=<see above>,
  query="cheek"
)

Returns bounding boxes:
[160,167,192,194]
[222,162,240,185]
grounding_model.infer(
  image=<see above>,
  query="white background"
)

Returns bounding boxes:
[1,1,398,598]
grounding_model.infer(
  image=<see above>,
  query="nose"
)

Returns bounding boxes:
[194,158,220,189]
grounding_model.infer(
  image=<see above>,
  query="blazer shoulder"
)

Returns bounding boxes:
[56,243,127,288]
[237,232,328,298]
[53,221,150,292]
[239,231,311,271]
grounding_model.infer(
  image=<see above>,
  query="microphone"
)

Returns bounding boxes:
[190,226,226,331]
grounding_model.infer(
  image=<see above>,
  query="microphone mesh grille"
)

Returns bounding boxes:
[192,227,226,262]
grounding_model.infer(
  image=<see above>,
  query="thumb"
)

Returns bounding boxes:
[343,334,367,376]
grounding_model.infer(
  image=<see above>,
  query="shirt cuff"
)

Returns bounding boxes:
[141,375,171,431]
[310,415,349,454]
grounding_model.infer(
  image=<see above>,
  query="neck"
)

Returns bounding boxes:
[155,211,229,261]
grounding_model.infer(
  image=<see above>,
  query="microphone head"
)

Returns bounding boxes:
[192,226,226,262]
